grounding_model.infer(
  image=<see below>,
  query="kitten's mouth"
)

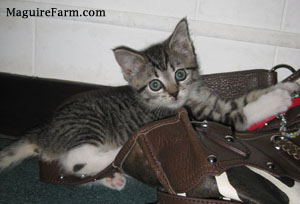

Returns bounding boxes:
[169,96,186,108]
[172,95,180,102]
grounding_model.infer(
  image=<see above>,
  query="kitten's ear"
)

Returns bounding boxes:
[113,47,145,81]
[168,18,194,56]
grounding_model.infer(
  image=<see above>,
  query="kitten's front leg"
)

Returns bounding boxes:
[241,82,299,105]
[187,87,239,127]
[187,82,300,131]
[236,82,300,130]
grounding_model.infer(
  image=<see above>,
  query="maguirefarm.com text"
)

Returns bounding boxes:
[7,8,106,19]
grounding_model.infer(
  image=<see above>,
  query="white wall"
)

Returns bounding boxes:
[0,0,300,85]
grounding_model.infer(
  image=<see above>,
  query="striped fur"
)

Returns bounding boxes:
[0,19,299,193]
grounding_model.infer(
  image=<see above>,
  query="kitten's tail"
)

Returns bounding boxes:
[0,139,38,172]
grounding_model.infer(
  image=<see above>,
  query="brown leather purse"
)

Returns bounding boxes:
[40,65,300,204]
[119,107,300,203]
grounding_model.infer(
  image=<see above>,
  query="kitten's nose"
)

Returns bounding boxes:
[170,91,179,99]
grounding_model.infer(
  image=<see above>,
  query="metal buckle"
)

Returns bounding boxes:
[271,135,285,151]
[191,120,208,128]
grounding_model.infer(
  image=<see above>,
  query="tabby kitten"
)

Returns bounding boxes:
[0,19,298,190]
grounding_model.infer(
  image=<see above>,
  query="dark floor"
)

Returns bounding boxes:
[0,139,157,204]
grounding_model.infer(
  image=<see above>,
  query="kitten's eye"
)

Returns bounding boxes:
[175,69,187,81]
[149,80,162,91]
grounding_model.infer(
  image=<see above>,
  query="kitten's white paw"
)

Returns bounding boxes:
[275,82,300,94]
[100,172,126,191]
[244,89,292,128]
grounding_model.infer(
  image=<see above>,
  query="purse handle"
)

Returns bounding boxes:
[271,64,300,83]
[270,64,296,73]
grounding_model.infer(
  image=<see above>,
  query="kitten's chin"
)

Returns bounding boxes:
[149,98,186,110]
[165,97,187,110]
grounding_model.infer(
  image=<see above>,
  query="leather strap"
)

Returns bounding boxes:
[157,190,242,204]
[39,161,117,185]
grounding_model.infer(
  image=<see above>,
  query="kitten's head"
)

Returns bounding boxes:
[113,18,200,110]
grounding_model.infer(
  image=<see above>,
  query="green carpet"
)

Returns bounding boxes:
[0,139,156,204]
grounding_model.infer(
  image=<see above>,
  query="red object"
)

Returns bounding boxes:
[249,97,300,131]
